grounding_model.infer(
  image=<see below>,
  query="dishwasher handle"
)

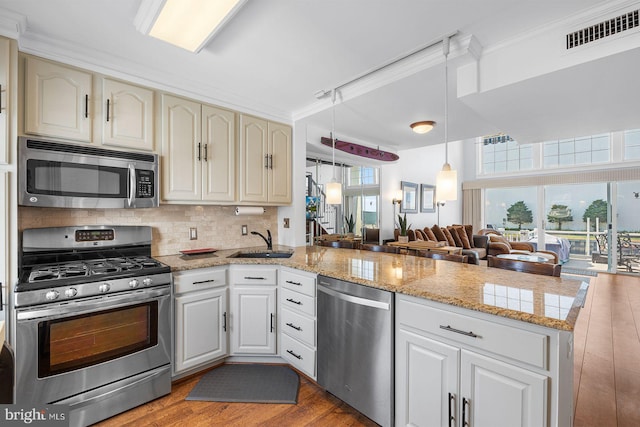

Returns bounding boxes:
[318,284,390,310]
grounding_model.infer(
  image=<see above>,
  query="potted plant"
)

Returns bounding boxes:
[397,213,411,243]
[344,213,356,238]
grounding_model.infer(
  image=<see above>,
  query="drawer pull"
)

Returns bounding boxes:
[244,276,266,280]
[286,298,302,305]
[192,279,215,285]
[286,322,302,331]
[463,397,470,426]
[440,325,481,339]
[286,349,302,360]
[223,312,227,332]
[286,280,302,286]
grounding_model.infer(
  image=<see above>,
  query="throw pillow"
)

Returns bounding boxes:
[453,226,472,249]
[423,227,437,241]
[447,226,463,247]
[431,224,447,242]
[441,227,456,246]
[489,234,513,249]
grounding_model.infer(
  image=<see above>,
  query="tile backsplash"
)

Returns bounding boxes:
[19,205,278,256]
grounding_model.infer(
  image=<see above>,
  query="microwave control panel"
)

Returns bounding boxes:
[136,170,155,198]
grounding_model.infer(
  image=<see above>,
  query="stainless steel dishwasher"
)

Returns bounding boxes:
[317,275,394,427]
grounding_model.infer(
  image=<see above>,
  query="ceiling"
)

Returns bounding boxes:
[1,0,639,164]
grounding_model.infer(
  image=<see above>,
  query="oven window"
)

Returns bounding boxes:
[38,301,158,378]
[27,159,128,198]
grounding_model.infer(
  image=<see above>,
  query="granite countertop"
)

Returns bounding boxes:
[156,245,589,332]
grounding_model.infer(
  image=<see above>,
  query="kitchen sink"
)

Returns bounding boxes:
[228,250,293,259]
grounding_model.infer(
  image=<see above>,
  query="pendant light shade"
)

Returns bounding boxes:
[326,180,342,205]
[438,36,458,202]
[328,89,343,205]
[436,162,457,201]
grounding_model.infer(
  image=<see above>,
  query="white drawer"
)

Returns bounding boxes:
[280,333,316,378]
[280,268,316,297]
[230,267,277,285]
[173,268,227,294]
[398,296,549,369]
[281,307,315,347]
[281,287,315,317]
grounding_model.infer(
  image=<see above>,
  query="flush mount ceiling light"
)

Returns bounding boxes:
[410,120,436,134]
[134,0,248,53]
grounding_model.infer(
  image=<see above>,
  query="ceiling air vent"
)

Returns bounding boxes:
[566,9,639,49]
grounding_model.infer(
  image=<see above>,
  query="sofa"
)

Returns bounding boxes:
[477,229,559,264]
[406,224,488,265]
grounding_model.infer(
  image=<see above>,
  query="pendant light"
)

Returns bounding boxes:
[326,89,343,205]
[436,36,458,202]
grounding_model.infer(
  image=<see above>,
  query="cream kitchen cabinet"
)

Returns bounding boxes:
[161,94,235,202]
[396,294,572,427]
[173,267,228,375]
[239,115,291,204]
[229,266,277,355]
[0,37,11,165]
[100,78,154,151]
[24,56,93,142]
[279,267,317,379]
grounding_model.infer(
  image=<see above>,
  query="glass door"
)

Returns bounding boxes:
[614,181,640,275]
[344,166,380,243]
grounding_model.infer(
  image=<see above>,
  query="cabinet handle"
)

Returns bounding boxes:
[197,143,202,161]
[440,325,481,339]
[286,298,302,305]
[244,276,266,280]
[264,154,269,169]
[223,312,227,332]
[285,280,302,286]
[0,84,2,112]
[448,393,455,427]
[463,397,470,427]
[286,349,302,360]
[84,94,89,118]
[269,154,273,169]
[192,279,215,285]
[270,313,274,333]
[204,143,208,161]
[286,322,302,331]
[106,98,110,122]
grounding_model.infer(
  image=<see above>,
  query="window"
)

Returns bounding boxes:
[347,166,378,186]
[624,129,640,160]
[481,137,533,175]
[543,133,609,168]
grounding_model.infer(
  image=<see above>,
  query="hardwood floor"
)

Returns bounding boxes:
[573,273,640,427]
[94,370,377,427]
[96,273,640,427]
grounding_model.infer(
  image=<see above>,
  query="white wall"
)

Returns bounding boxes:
[380,139,465,241]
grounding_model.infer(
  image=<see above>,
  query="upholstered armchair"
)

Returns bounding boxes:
[478,229,559,264]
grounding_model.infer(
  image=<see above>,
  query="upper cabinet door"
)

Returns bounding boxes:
[25,57,92,142]
[202,104,235,202]
[268,122,292,204]
[161,94,201,201]
[101,78,154,151]
[0,37,11,165]
[239,115,269,203]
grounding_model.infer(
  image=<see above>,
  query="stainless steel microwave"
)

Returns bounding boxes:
[18,137,159,209]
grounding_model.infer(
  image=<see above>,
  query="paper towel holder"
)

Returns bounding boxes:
[234,206,265,215]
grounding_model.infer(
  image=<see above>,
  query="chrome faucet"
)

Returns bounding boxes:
[251,230,273,250]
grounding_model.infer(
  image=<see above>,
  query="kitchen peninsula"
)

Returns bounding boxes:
[159,245,587,427]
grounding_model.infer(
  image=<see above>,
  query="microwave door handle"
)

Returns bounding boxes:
[127,164,136,207]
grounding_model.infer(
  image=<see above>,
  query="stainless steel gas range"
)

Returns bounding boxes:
[14,225,172,427]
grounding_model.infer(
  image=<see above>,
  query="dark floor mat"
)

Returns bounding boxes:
[186,364,299,404]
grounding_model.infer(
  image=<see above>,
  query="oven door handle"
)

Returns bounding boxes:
[17,287,170,321]
[127,163,136,207]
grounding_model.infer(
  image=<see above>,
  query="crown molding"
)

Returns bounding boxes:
[16,29,292,124]
[0,8,26,40]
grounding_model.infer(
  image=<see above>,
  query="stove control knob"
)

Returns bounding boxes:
[45,290,59,301]
[99,283,111,293]
[65,288,78,298]
[129,279,139,289]
[143,278,153,286]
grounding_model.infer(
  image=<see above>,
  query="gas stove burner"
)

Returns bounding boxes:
[131,256,160,268]
[28,263,90,283]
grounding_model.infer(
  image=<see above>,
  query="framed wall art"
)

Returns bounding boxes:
[400,181,418,213]
[420,184,436,213]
